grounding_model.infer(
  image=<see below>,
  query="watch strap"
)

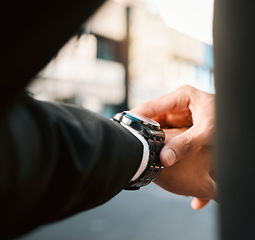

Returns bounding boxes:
[125,138,164,190]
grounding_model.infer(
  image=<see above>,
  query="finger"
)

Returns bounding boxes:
[131,87,190,118]
[191,198,210,210]
[160,126,205,167]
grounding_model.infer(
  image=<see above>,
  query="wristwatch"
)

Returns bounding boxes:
[112,111,165,190]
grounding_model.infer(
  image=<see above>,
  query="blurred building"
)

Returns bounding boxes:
[27,0,214,117]
[128,0,214,107]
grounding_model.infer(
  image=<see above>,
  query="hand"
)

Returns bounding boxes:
[154,128,217,210]
[131,85,215,167]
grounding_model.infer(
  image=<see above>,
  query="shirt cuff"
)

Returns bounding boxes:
[120,123,150,181]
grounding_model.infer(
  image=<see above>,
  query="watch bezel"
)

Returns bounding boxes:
[123,111,160,128]
[112,111,164,140]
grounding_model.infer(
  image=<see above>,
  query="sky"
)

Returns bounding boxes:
[146,0,214,44]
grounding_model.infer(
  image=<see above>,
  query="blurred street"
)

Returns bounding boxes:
[16,184,219,240]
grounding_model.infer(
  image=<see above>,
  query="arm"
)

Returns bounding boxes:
[0,92,143,238]
[1,0,146,238]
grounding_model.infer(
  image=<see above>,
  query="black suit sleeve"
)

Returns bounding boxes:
[0,92,143,239]
[1,0,143,238]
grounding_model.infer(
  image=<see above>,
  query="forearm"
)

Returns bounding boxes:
[0,93,143,238]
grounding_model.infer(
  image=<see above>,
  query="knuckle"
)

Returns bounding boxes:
[182,138,193,154]
[172,137,193,157]
[180,84,193,92]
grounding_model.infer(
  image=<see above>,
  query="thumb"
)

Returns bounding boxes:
[160,127,203,167]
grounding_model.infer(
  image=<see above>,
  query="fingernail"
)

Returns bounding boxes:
[162,148,176,167]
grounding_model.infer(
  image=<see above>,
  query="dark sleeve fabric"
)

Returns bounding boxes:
[0,0,144,238]
[0,92,143,239]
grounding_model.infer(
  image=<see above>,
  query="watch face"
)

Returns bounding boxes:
[124,111,160,127]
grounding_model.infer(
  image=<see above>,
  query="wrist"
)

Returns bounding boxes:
[112,111,165,190]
